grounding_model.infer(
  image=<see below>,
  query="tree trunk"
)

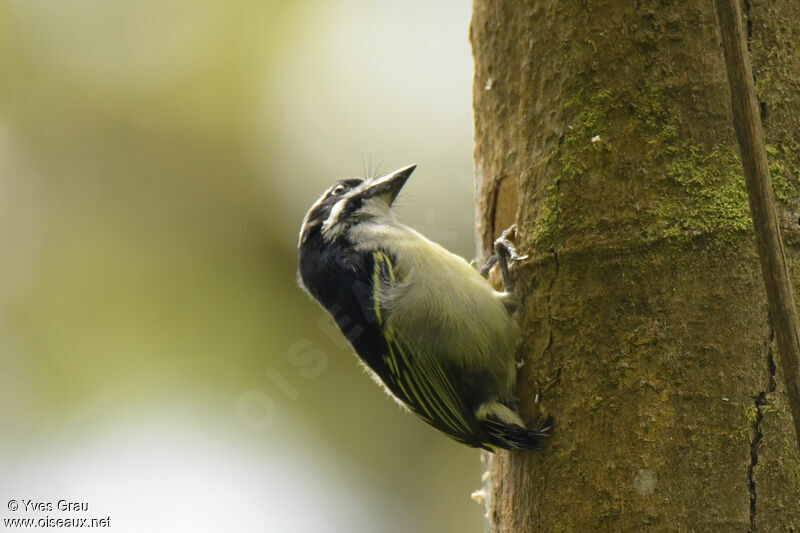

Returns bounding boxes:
[471,1,800,530]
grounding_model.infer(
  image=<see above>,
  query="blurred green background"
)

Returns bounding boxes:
[0,0,483,531]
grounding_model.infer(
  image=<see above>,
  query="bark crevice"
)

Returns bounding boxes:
[743,0,753,45]
[749,327,777,532]
[546,248,560,319]
[541,247,559,369]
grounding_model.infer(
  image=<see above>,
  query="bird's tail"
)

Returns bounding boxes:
[476,402,553,451]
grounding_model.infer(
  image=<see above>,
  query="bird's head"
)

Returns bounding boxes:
[299,164,416,245]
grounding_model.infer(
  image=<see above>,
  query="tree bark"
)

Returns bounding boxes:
[714,0,800,449]
[471,1,800,531]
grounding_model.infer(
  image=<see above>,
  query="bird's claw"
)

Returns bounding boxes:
[477,224,528,298]
[494,224,528,294]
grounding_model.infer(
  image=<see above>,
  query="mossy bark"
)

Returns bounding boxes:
[471,0,800,530]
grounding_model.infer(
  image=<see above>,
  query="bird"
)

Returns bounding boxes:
[297,164,551,450]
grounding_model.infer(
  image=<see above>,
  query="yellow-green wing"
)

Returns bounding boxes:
[371,251,478,445]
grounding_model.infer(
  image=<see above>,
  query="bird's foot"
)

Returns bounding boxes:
[479,224,528,293]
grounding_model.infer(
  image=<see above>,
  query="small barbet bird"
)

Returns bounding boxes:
[297,165,551,450]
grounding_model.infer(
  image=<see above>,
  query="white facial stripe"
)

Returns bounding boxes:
[299,183,338,245]
[321,194,352,240]
[324,197,347,229]
[302,174,396,244]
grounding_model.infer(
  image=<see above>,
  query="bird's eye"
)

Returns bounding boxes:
[331,184,346,196]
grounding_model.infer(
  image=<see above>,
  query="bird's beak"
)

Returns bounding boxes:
[364,164,416,205]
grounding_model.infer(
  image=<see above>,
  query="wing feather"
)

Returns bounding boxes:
[372,251,477,443]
